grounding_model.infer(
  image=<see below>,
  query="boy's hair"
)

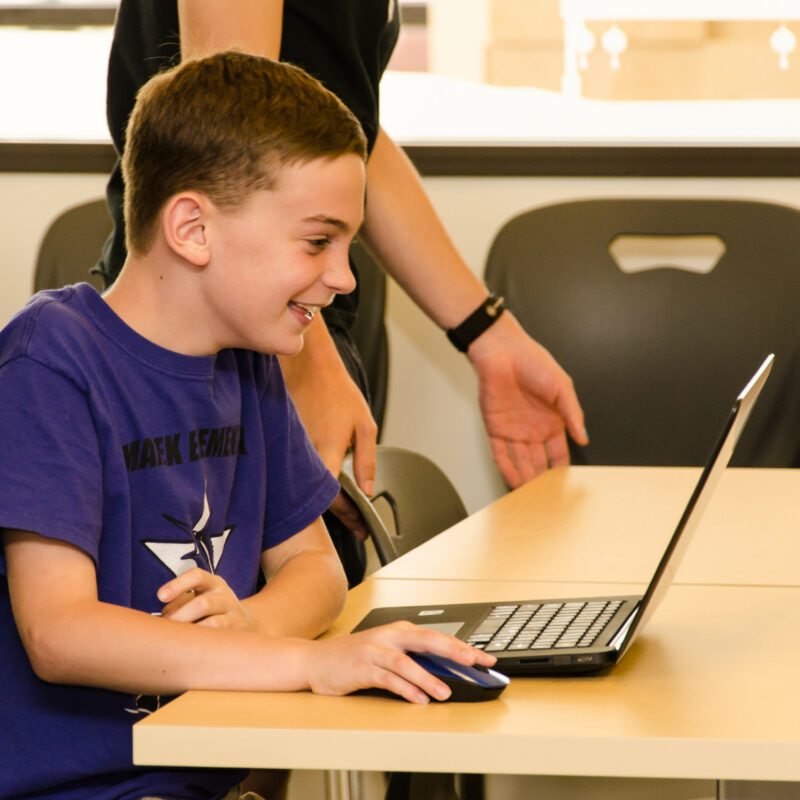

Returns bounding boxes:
[122,51,368,256]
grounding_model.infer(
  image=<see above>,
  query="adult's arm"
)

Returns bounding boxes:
[358,129,588,486]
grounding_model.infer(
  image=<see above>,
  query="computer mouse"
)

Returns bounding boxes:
[408,652,510,702]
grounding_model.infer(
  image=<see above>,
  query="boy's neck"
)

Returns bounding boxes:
[103,249,219,357]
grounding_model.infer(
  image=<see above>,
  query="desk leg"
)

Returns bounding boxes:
[324,769,360,800]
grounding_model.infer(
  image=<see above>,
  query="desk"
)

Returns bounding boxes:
[134,575,800,782]
[376,466,800,588]
[133,467,800,791]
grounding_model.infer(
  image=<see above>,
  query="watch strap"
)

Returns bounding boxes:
[446,294,506,353]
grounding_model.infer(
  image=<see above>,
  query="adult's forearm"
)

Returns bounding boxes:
[359,128,488,330]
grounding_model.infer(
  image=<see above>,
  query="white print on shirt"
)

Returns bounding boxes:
[127,488,235,717]
[142,488,234,577]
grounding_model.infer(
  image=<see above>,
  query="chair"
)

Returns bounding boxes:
[339,444,467,566]
[484,198,800,467]
[339,446,483,800]
[34,198,110,293]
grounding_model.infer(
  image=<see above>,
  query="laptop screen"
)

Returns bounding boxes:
[616,354,774,658]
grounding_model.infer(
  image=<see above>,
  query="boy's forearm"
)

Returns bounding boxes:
[243,548,348,639]
[5,532,495,704]
[5,528,341,696]
[21,593,318,696]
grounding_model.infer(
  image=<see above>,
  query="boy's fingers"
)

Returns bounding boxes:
[160,592,196,617]
[365,649,451,703]
[381,666,445,704]
[374,622,497,668]
[163,589,232,623]
[157,567,214,603]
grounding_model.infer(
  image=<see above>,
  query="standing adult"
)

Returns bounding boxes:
[98,0,588,587]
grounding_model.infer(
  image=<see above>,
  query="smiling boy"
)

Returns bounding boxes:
[0,52,492,800]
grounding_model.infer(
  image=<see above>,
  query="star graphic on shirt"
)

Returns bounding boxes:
[142,489,234,577]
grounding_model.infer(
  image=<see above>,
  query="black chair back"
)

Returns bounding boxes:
[486,198,800,466]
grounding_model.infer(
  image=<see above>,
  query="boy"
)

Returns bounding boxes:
[0,52,493,800]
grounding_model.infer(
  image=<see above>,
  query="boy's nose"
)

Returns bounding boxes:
[326,252,357,295]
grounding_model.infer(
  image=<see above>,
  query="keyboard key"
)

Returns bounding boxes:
[473,599,622,653]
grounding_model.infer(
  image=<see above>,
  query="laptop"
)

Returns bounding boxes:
[353,354,774,675]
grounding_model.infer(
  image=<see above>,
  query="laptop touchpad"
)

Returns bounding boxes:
[417,622,464,636]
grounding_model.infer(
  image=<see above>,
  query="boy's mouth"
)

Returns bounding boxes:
[289,301,321,321]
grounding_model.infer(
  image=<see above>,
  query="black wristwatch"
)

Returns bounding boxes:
[446,294,506,353]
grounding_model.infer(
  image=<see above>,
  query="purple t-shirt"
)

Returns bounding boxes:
[0,284,339,800]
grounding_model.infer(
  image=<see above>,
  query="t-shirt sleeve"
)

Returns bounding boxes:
[259,357,340,550]
[0,358,102,574]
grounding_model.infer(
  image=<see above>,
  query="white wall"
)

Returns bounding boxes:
[4,172,800,514]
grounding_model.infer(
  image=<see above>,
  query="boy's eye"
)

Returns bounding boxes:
[307,237,331,250]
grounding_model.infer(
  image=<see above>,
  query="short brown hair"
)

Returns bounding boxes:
[122,51,368,255]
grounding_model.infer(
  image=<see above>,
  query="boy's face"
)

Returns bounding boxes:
[201,153,365,355]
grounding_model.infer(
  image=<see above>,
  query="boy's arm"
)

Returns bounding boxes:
[249,517,349,637]
[3,529,492,703]
[3,528,306,695]
[158,518,349,640]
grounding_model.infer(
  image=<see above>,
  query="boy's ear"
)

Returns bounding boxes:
[162,193,212,267]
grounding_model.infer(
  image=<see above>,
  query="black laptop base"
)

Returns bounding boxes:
[353,595,641,676]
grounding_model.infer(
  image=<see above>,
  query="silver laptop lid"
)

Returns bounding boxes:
[616,353,774,659]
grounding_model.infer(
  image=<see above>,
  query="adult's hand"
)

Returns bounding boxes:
[467,312,588,487]
[279,317,377,539]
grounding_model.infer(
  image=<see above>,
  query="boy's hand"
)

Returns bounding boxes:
[158,568,258,632]
[306,621,496,704]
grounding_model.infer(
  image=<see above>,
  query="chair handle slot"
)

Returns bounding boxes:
[609,234,726,274]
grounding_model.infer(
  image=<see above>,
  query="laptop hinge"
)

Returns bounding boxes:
[609,606,639,651]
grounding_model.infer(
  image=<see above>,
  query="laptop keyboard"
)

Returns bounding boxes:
[466,600,623,652]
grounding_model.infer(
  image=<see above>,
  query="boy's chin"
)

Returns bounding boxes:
[279,336,306,357]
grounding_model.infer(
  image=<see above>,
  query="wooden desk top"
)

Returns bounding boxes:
[134,577,800,781]
[376,467,800,588]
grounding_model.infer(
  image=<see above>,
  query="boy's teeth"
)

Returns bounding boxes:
[294,302,318,320]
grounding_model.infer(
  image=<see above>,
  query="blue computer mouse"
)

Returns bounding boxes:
[408,652,510,702]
